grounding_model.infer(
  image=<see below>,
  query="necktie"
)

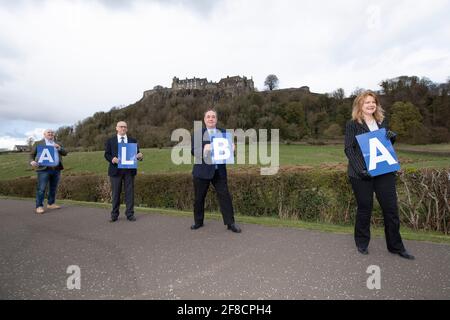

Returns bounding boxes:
[121,137,125,144]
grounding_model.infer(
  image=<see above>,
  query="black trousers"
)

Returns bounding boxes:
[110,172,135,219]
[193,171,235,226]
[350,173,405,253]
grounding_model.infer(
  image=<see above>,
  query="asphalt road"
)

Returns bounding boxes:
[0,199,449,300]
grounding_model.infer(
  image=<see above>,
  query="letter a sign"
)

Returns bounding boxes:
[356,128,400,177]
[118,143,138,169]
[36,146,57,167]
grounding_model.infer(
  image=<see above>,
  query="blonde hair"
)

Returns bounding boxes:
[351,91,385,124]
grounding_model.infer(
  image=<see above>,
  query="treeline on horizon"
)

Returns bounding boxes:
[55,75,450,151]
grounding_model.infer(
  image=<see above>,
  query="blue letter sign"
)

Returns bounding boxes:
[210,132,234,165]
[118,143,138,169]
[36,145,58,167]
[356,128,400,177]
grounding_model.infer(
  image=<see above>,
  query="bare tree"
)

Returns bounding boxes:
[264,74,279,91]
[351,87,365,97]
[26,137,34,149]
[332,88,345,101]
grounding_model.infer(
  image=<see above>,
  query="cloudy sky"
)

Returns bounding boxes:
[0,0,449,149]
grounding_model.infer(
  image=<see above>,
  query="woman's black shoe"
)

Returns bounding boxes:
[357,247,369,255]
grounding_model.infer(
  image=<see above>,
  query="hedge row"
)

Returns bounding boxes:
[0,168,448,234]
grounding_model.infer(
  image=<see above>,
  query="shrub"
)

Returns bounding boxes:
[1,168,448,234]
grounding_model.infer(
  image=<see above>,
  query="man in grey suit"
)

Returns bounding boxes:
[30,129,68,214]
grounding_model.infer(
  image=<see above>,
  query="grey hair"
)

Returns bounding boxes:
[204,108,217,117]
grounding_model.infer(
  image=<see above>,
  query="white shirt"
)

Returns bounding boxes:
[207,128,217,137]
[117,135,128,143]
[366,120,379,132]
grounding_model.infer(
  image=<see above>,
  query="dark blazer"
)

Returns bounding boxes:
[104,136,140,177]
[30,139,68,171]
[344,119,396,179]
[191,128,227,180]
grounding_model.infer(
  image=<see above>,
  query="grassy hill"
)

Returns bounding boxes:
[54,76,450,151]
[1,144,448,181]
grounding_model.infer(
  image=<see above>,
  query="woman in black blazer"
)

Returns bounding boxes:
[344,91,414,259]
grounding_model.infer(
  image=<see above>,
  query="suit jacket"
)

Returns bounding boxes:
[104,136,140,177]
[191,128,227,180]
[29,139,68,171]
[344,119,396,179]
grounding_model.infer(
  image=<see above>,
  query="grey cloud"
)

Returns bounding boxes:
[86,0,222,16]
[0,38,24,63]
[0,39,20,86]
[0,103,70,124]
[329,2,450,67]
[0,70,13,85]
[4,129,27,139]
[0,0,223,16]
[0,0,45,10]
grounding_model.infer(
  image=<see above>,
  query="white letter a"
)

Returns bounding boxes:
[38,148,54,163]
[368,138,397,171]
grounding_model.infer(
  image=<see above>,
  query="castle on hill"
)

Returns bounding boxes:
[143,75,255,98]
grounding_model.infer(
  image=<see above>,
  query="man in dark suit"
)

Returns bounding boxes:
[104,121,143,222]
[190,109,241,233]
[30,129,68,214]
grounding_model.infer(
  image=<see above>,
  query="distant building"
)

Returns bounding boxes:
[172,77,209,90]
[299,86,310,93]
[13,145,30,152]
[143,75,255,98]
[172,75,255,92]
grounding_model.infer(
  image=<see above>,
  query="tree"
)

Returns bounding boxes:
[282,102,308,138]
[324,123,342,138]
[264,74,279,91]
[390,101,429,144]
[332,88,345,101]
[350,87,365,98]
[26,137,34,149]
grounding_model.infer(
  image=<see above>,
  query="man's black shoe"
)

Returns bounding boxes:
[190,223,203,230]
[357,247,369,255]
[227,223,241,233]
[110,217,118,222]
[397,250,415,260]
[127,216,137,222]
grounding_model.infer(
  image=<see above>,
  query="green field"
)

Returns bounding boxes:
[0,144,449,181]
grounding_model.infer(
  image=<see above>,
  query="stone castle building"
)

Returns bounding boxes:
[143,75,255,98]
